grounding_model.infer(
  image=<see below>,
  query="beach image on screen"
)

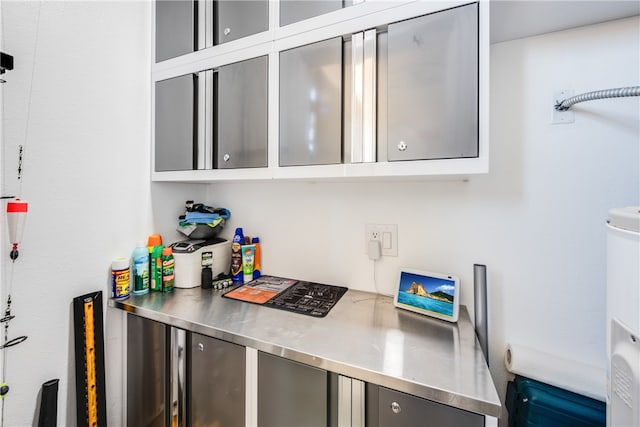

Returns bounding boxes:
[397,272,455,317]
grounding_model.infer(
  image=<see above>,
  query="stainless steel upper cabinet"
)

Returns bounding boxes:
[215,56,268,169]
[155,0,196,62]
[155,74,197,171]
[215,0,268,45]
[280,0,344,26]
[279,38,343,167]
[387,3,478,161]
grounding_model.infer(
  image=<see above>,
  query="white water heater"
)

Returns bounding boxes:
[606,207,640,427]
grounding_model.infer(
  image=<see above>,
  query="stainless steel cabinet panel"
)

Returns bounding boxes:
[367,385,484,427]
[188,332,246,427]
[127,315,167,427]
[258,352,328,427]
[155,0,196,62]
[387,3,478,161]
[279,37,343,166]
[280,0,343,26]
[155,74,197,172]
[215,0,268,45]
[376,32,389,162]
[215,56,268,169]
[343,37,353,163]
[169,328,187,427]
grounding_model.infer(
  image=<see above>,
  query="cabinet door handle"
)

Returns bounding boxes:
[198,342,204,352]
[397,141,407,152]
[223,153,231,162]
[391,401,401,414]
[224,27,231,36]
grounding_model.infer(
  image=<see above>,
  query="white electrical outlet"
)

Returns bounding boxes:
[365,224,398,257]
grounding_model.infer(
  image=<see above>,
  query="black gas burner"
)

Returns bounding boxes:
[265,281,347,318]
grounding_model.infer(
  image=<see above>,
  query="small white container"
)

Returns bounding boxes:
[111,257,130,300]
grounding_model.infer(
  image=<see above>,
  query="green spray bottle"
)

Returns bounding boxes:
[150,245,164,292]
[161,247,175,292]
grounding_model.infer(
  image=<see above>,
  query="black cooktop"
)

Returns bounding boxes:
[265,280,348,318]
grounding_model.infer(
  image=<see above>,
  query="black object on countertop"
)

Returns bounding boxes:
[265,281,348,318]
[201,267,213,289]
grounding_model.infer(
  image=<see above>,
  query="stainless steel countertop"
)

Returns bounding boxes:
[109,287,502,417]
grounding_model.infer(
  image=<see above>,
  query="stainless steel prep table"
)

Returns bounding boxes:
[110,287,501,419]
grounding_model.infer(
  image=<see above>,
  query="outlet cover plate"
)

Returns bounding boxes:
[365,224,398,257]
[552,89,575,124]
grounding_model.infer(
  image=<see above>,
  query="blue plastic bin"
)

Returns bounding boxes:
[506,375,605,427]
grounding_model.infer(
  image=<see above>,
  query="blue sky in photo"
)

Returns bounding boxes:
[399,272,455,296]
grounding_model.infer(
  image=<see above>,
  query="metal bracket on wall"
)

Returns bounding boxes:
[552,90,575,125]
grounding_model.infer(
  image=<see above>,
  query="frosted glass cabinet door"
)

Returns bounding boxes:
[279,37,343,166]
[215,0,268,45]
[369,386,484,427]
[127,315,166,427]
[155,0,196,62]
[155,74,196,172]
[280,0,344,26]
[188,332,246,427]
[387,3,478,161]
[216,56,268,169]
[258,352,328,427]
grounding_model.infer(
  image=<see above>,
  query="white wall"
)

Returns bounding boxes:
[204,15,640,417]
[1,2,638,425]
[2,1,151,425]
[1,4,209,424]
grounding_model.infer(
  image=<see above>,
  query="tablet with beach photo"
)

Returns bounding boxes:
[394,269,460,322]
